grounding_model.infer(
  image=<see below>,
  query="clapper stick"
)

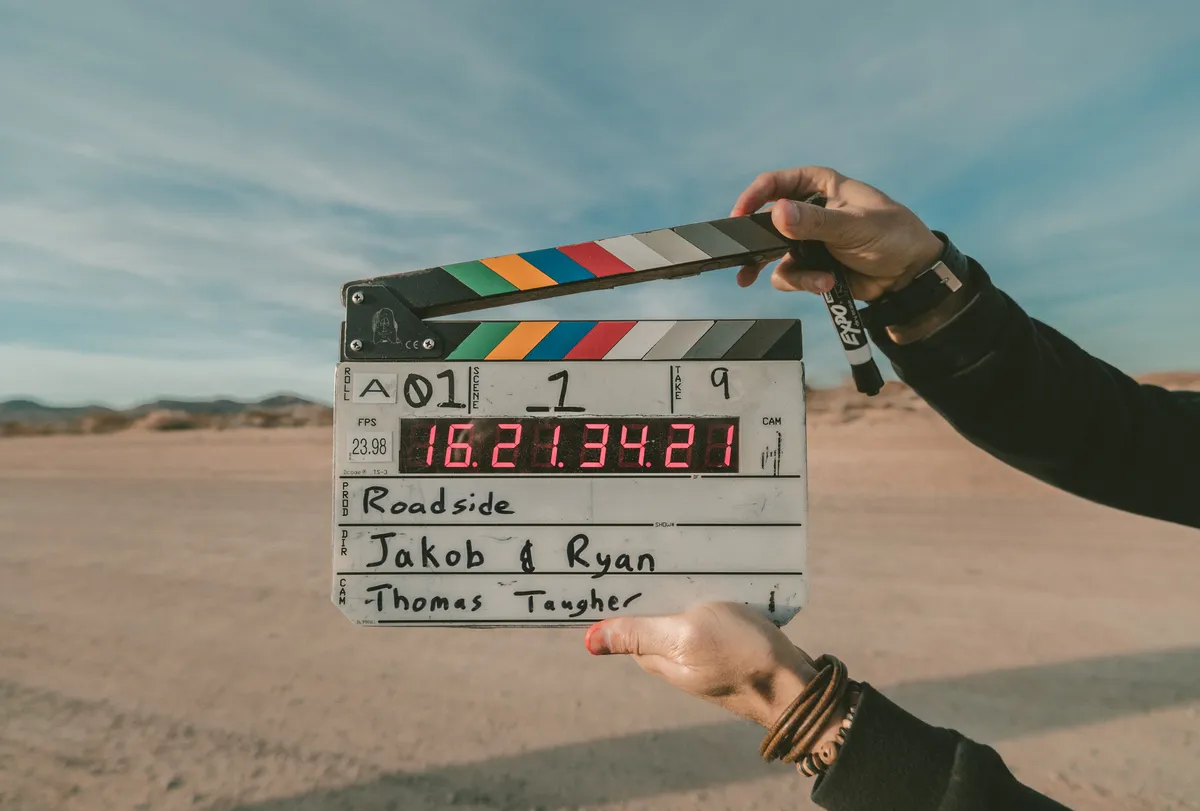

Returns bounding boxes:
[338,209,881,394]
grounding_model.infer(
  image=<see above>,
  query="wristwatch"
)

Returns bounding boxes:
[860,233,972,330]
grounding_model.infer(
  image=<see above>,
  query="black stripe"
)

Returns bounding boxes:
[749,211,788,241]
[380,266,482,313]
[760,320,805,361]
[428,321,479,356]
[722,319,803,360]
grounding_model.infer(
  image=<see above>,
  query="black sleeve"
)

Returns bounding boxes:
[811,684,1071,811]
[866,252,1200,530]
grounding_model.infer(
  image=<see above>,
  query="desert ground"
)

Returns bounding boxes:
[1,407,1198,811]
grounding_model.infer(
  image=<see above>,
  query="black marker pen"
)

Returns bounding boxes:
[788,193,884,397]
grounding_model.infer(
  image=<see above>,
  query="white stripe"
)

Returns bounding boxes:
[597,235,670,270]
[636,229,711,263]
[843,345,873,364]
[603,321,676,359]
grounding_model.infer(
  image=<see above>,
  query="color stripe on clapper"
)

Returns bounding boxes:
[445,322,517,360]
[486,321,558,359]
[603,321,676,359]
[436,319,801,360]
[643,321,715,360]
[525,321,597,360]
[382,216,787,316]
[564,321,636,358]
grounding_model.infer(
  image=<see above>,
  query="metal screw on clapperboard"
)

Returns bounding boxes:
[328,203,876,633]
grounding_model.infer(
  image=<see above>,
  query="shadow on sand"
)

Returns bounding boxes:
[229,646,1200,810]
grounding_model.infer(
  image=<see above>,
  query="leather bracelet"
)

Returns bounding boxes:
[760,654,852,767]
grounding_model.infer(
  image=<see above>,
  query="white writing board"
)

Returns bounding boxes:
[331,320,808,627]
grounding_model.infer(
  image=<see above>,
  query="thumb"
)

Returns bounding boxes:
[772,199,853,243]
[586,615,676,656]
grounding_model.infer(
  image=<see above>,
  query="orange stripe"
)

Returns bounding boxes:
[486,321,559,359]
[481,254,556,290]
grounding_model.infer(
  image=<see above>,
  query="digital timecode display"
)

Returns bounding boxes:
[399,417,740,474]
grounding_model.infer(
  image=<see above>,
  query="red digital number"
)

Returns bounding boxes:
[580,423,610,468]
[406,423,437,467]
[705,423,735,468]
[491,423,522,469]
[664,423,696,469]
[531,422,562,468]
[444,423,473,468]
[618,423,649,468]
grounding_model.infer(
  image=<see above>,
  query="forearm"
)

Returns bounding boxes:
[867,248,1200,529]
[810,685,1070,810]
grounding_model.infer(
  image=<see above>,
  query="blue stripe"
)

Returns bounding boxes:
[525,321,598,360]
[518,248,595,284]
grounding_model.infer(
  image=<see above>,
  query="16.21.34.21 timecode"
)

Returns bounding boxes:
[400,417,741,474]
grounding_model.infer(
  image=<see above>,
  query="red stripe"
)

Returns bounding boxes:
[559,242,635,278]
[564,321,637,359]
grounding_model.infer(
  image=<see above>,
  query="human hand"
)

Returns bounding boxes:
[585,602,818,728]
[731,166,944,302]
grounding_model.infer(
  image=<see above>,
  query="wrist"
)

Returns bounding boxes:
[759,666,812,728]
[878,230,945,297]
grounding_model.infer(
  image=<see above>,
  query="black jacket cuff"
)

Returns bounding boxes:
[810,684,959,809]
[866,261,1012,386]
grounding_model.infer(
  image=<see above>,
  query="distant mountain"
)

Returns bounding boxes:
[0,395,326,423]
[0,399,118,423]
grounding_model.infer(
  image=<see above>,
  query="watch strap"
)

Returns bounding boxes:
[861,233,971,330]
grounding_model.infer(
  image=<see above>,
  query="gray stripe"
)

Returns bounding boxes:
[673,222,751,259]
[643,321,716,360]
[709,217,788,252]
[634,229,711,264]
[683,320,756,359]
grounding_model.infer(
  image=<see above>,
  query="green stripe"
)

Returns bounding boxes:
[445,322,518,359]
[442,261,518,297]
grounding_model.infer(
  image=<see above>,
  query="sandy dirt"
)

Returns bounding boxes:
[1,412,1198,811]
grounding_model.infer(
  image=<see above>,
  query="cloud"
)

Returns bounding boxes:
[1,1,1198,402]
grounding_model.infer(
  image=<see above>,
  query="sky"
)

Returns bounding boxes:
[1,0,1198,407]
